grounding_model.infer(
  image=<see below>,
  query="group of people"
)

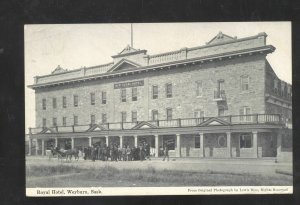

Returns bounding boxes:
[50,140,171,162]
[83,141,152,162]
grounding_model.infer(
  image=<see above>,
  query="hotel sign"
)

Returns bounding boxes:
[114,80,144,89]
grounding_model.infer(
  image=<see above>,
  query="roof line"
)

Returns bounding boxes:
[28,45,274,89]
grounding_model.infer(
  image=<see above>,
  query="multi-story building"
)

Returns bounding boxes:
[27,32,292,161]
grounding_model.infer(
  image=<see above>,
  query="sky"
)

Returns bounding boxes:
[25,22,292,130]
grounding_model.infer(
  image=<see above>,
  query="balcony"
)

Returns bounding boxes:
[213,90,226,101]
[29,114,284,135]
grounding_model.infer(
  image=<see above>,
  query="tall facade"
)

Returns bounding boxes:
[28,32,292,161]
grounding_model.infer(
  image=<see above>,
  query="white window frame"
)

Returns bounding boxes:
[166,83,172,98]
[240,75,249,91]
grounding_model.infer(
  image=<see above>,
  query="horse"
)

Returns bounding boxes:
[64,148,79,161]
[50,147,79,161]
[50,147,64,161]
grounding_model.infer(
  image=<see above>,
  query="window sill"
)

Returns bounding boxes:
[240,90,251,94]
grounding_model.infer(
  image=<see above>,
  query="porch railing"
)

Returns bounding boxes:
[28,114,283,134]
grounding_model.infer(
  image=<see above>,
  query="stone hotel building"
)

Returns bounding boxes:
[27,32,292,161]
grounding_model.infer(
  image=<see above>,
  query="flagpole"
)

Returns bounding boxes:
[131,23,133,47]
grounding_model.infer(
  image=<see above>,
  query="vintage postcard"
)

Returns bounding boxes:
[25,22,292,196]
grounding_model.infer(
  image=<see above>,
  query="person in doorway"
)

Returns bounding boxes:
[126,145,131,161]
[162,143,169,161]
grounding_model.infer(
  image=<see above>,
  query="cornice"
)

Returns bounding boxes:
[28,45,274,89]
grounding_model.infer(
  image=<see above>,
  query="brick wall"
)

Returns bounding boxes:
[35,55,266,128]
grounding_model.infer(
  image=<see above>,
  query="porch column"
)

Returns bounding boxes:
[41,139,45,156]
[28,136,32,156]
[119,135,123,148]
[176,134,181,157]
[199,133,205,157]
[155,134,159,157]
[277,133,282,159]
[71,137,74,149]
[54,137,58,147]
[35,139,39,155]
[134,135,138,147]
[252,131,258,158]
[105,136,109,145]
[88,137,92,147]
[226,132,232,158]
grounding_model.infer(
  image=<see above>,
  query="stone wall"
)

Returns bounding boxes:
[35,54,266,128]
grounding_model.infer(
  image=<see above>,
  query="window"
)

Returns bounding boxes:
[42,118,46,127]
[196,81,203,97]
[132,111,137,122]
[284,84,288,98]
[166,83,172,98]
[132,87,137,101]
[194,109,204,118]
[239,106,251,121]
[73,95,78,107]
[218,106,225,116]
[52,98,57,109]
[241,75,249,91]
[42,99,46,110]
[274,78,278,94]
[152,85,158,99]
[90,93,95,105]
[281,82,284,96]
[91,114,95,124]
[163,136,175,150]
[195,136,200,148]
[62,117,67,126]
[102,91,107,104]
[73,115,78,125]
[166,108,172,120]
[102,113,107,123]
[240,134,252,148]
[52,117,57,127]
[218,80,225,92]
[121,89,126,102]
[278,81,281,96]
[62,96,67,108]
[287,86,291,98]
[152,110,158,121]
[121,112,127,122]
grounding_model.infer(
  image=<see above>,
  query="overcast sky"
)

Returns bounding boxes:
[25,22,291,130]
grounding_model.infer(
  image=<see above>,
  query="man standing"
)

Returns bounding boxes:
[145,142,151,160]
[139,143,144,161]
[162,142,169,161]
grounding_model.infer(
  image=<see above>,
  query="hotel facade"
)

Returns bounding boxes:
[27,32,292,161]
